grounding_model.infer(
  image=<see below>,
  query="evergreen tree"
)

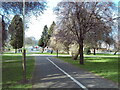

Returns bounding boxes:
[8,15,23,53]
[2,15,7,48]
[38,25,49,53]
[38,22,56,53]
[48,21,56,39]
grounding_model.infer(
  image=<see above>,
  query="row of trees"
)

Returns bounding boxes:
[1,1,47,52]
[55,2,117,64]
[1,16,7,48]
[54,2,118,64]
[1,1,47,83]
[25,37,37,46]
[39,2,118,65]
[38,21,56,53]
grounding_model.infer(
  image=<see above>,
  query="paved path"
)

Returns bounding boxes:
[31,56,118,89]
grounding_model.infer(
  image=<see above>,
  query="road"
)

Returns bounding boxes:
[31,56,118,89]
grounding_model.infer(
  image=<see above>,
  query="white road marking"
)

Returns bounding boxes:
[46,57,88,90]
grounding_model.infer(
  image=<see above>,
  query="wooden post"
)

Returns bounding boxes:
[56,49,58,57]
[22,0,27,83]
[22,49,26,83]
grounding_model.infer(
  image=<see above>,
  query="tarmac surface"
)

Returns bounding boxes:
[31,56,119,89]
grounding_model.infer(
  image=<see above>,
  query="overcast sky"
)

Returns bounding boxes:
[25,0,119,40]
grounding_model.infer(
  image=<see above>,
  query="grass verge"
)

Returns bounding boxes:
[3,52,69,56]
[57,56,119,83]
[2,55,35,89]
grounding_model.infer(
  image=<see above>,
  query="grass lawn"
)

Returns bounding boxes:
[2,55,35,89]
[3,52,69,56]
[57,56,119,83]
[3,51,119,56]
[86,53,119,56]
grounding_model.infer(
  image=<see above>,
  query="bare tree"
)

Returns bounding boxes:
[84,25,114,55]
[54,29,76,54]
[25,37,36,46]
[49,33,65,57]
[55,2,115,64]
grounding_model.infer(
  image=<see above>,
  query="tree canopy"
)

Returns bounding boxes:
[1,1,47,17]
[38,25,49,48]
[8,15,23,53]
[48,21,56,38]
[2,16,7,47]
[55,1,116,64]
[0,0,47,47]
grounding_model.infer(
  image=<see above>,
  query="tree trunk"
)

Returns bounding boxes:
[67,51,69,54]
[114,50,118,55]
[93,48,96,55]
[15,49,17,53]
[42,47,44,53]
[79,39,84,65]
[56,50,58,57]
[22,49,27,83]
[66,47,69,54]
[73,50,79,60]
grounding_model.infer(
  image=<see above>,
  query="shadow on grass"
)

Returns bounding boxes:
[57,56,119,83]
[2,56,35,89]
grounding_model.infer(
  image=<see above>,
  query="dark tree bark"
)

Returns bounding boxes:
[73,50,79,60]
[114,50,118,55]
[93,48,96,55]
[66,47,69,54]
[15,49,17,53]
[79,39,84,65]
[22,49,27,83]
[56,50,58,57]
[73,53,78,60]
[67,51,69,54]
[41,48,44,53]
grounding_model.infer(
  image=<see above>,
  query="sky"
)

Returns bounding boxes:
[25,0,61,40]
[25,0,119,40]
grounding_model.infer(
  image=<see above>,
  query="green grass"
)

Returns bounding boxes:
[26,52,69,55]
[2,52,22,56]
[3,52,17,54]
[3,51,119,56]
[2,55,35,89]
[57,56,119,83]
[3,52,69,55]
[88,53,119,56]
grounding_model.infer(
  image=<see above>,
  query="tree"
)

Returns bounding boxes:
[47,21,56,45]
[2,15,7,48]
[1,1,47,49]
[113,35,120,55]
[0,1,47,47]
[0,1,46,21]
[49,32,65,57]
[54,29,75,54]
[25,37,36,46]
[84,25,113,55]
[48,21,56,38]
[38,25,49,53]
[8,15,23,53]
[55,2,115,64]
[1,1,47,83]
